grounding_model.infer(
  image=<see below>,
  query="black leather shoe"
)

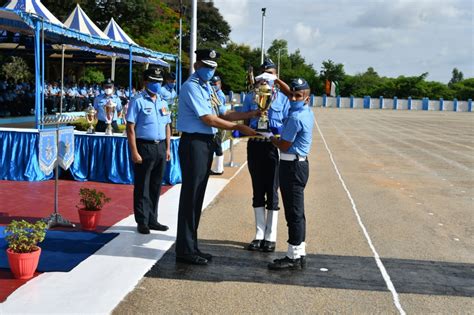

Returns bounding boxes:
[176,254,208,265]
[197,251,213,261]
[209,170,223,176]
[261,240,276,252]
[246,239,263,251]
[149,222,169,231]
[137,224,150,234]
[268,256,305,270]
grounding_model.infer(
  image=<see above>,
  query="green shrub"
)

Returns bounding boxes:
[5,220,47,253]
[78,188,111,211]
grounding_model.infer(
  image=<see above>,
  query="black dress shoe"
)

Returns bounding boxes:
[137,224,150,234]
[209,170,223,176]
[268,256,305,270]
[197,251,213,261]
[149,222,169,231]
[261,240,276,252]
[176,254,208,265]
[246,239,263,251]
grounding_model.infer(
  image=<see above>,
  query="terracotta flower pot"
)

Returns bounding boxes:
[78,209,101,231]
[6,247,41,280]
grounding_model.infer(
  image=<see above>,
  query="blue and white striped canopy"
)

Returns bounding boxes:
[104,18,137,46]
[3,0,63,26]
[63,4,108,39]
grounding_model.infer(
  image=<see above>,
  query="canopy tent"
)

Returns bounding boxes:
[0,0,178,127]
[63,4,107,39]
[104,18,136,45]
[4,0,63,26]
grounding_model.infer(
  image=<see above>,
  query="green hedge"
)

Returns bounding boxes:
[68,117,126,132]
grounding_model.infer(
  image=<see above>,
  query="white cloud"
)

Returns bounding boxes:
[294,23,321,45]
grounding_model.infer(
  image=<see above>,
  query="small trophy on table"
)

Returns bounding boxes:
[104,99,116,136]
[85,104,97,134]
[254,82,273,131]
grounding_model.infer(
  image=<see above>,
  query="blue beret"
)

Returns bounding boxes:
[195,49,220,67]
[290,78,310,91]
[260,58,276,70]
[210,75,221,85]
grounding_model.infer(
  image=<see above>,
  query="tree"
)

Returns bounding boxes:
[449,68,464,86]
[450,78,474,100]
[1,57,33,83]
[320,59,345,83]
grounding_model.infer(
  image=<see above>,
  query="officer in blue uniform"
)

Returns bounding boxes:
[176,49,258,265]
[160,72,177,106]
[241,58,290,252]
[126,67,171,234]
[209,75,227,175]
[94,79,122,133]
[268,78,314,270]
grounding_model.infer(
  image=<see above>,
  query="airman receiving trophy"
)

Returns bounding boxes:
[104,99,116,136]
[254,82,272,132]
[85,104,97,134]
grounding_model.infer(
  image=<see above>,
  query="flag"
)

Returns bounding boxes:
[58,127,74,170]
[39,129,57,175]
[330,81,340,97]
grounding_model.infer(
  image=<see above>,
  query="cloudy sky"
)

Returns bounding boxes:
[212,0,473,83]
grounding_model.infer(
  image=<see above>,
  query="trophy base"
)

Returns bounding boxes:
[86,127,95,134]
[256,120,269,132]
[105,125,113,136]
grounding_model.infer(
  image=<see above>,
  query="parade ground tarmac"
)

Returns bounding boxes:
[114,108,473,315]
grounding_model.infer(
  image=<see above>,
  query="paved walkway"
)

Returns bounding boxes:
[1,108,472,314]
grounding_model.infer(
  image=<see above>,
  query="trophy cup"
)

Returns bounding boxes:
[104,99,116,136]
[85,104,97,134]
[254,82,272,131]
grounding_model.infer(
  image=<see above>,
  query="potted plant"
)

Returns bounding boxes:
[77,188,111,231]
[4,219,47,279]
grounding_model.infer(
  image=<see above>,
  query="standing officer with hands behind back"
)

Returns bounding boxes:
[175,49,259,265]
[126,67,171,235]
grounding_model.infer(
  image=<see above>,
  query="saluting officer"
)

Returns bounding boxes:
[268,78,314,270]
[126,67,171,234]
[176,49,258,265]
[209,75,227,175]
[94,78,122,133]
[241,58,290,252]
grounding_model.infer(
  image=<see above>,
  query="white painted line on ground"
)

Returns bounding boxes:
[315,117,406,315]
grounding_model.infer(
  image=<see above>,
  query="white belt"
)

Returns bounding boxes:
[280,152,306,161]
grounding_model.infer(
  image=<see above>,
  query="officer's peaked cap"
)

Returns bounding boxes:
[102,78,114,86]
[195,49,220,67]
[290,78,310,91]
[143,67,164,82]
[210,75,221,85]
[260,58,276,70]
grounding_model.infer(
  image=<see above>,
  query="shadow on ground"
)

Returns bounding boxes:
[145,239,474,297]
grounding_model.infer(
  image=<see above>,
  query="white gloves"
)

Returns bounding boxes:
[258,131,274,139]
[255,73,277,82]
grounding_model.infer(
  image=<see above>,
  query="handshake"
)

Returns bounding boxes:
[257,131,274,139]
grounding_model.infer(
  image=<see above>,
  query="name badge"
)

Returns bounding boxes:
[161,107,170,116]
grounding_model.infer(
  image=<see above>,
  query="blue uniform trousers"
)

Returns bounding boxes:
[176,132,216,255]
[279,159,309,246]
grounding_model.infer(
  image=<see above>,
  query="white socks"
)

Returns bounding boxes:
[254,207,266,240]
[287,242,306,259]
[264,210,278,242]
[211,155,224,173]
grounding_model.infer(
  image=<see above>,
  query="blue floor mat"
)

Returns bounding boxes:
[0,226,119,272]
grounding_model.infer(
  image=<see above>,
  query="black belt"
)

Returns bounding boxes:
[136,138,164,144]
[249,137,272,143]
[181,132,215,140]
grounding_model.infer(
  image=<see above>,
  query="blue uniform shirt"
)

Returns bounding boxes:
[160,84,177,106]
[177,73,223,135]
[242,89,290,134]
[281,105,314,156]
[216,89,226,106]
[126,91,171,141]
[93,94,122,122]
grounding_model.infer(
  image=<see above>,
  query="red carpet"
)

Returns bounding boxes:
[0,179,171,303]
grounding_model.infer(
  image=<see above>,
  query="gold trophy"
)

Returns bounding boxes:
[254,82,272,131]
[104,99,116,136]
[85,104,97,134]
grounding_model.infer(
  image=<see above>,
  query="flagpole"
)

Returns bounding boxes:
[260,8,266,64]
[190,0,197,74]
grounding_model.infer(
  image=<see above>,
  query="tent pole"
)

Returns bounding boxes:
[41,19,45,122]
[129,46,132,98]
[111,55,116,81]
[60,44,65,115]
[34,21,40,129]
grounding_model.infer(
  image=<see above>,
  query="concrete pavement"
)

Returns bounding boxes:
[114,108,473,314]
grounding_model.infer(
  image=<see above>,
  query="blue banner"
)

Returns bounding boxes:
[58,127,74,170]
[38,129,57,175]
